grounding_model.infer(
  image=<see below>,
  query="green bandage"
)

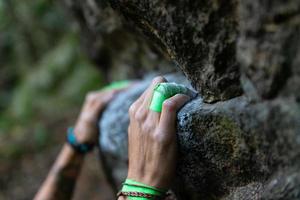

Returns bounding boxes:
[102,80,130,91]
[121,179,166,200]
[149,82,196,112]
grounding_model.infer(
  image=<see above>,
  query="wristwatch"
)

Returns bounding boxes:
[66,127,94,154]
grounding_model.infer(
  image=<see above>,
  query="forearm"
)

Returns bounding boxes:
[35,144,84,200]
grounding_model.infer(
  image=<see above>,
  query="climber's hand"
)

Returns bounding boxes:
[127,76,190,189]
[74,89,121,144]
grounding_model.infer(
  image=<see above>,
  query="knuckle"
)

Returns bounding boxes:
[163,100,177,112]
[134,109,147,122]
[127,125,133,136]
[152,76,166,85]
[142,122,154,133]
[152,132,168,144]
[86,92,96,100]
[129,103,137,116]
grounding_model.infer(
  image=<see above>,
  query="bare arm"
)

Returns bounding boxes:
[35,90,119,200]
[34,144,83,200]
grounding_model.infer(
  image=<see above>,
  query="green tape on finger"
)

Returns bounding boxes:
[149,82,197,112]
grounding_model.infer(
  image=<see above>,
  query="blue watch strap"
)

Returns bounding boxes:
[66,127,94,154]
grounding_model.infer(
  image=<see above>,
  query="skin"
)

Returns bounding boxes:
[127,77,190,189]
[35,76,190,200]
[34,90,119,200]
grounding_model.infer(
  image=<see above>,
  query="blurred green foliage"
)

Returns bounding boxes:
[0,0,104,159]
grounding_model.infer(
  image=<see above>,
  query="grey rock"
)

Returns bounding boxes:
[237,0,300,99]
[66,0,300,101]
[175,96,300,199]
[108,0,243,102]
[63,0,174,80]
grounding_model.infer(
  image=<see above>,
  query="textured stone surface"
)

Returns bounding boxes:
[175,96,300,199]
[66,0,300,101]
[238,0,300,100]
[109,0,243,102]
[63,0,174,81]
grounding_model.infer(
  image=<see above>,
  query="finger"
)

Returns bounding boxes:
[142,76,167,109]
[97,82,139,109]
[97,92,116,105]
[146,110,160,125]
[131,76,167,114]
[98,89,119,97]
[138,77,167,122]
[159,94,191,130]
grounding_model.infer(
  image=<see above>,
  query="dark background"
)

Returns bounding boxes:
[0,1,113,199]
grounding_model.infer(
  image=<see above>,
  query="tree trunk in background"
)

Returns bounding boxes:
[66,0,300,199]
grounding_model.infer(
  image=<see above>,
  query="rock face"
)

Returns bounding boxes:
[66,0,300,199]
[176,97,300,199]
[238,0,300,100]
[63,0,175,81]
[109,0,243,102]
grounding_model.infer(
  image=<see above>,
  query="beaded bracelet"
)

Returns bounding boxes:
[117,191,157,198]
[118,179,168,200]
[117,192,169,200]
[66,127,94,154]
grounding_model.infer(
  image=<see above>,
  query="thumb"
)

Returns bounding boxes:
[159,94,190,130]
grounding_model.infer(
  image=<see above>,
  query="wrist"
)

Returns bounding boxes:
[127,171,170,190]
[73,121,97,144]
[66,127,95,154]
